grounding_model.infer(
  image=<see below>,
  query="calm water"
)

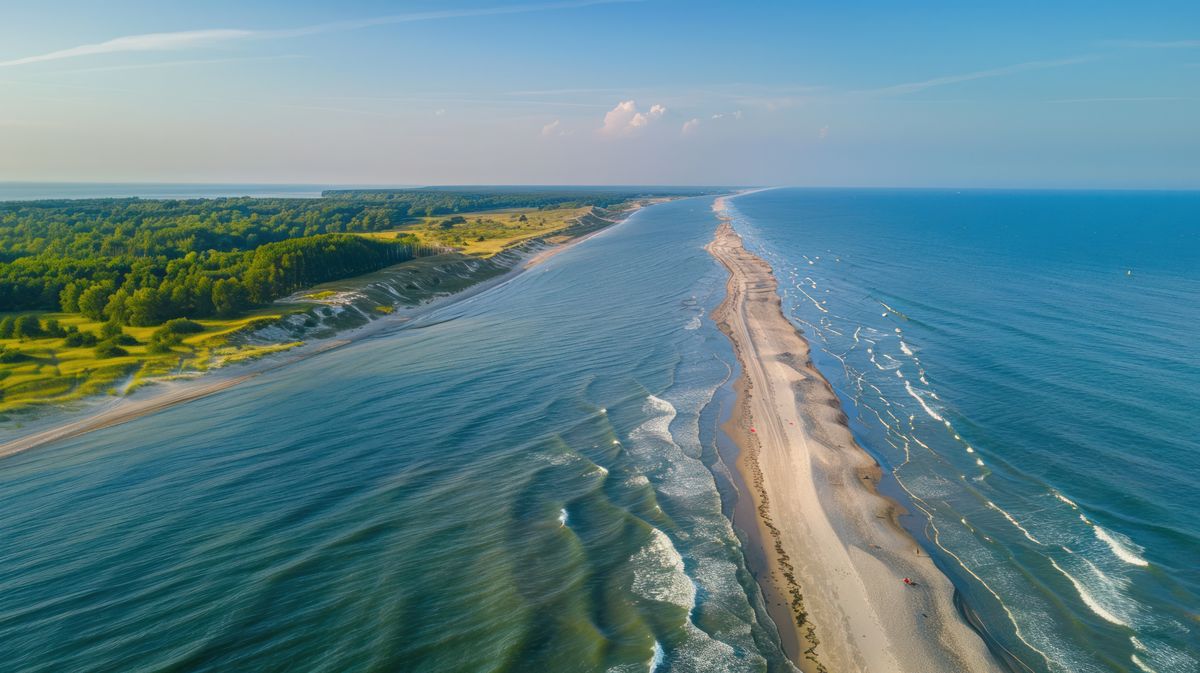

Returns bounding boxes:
[0,198,791,672]
[1,190,1197,672]
[729,188,1200,673]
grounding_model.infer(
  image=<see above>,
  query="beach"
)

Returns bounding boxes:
[706,196,1001,672]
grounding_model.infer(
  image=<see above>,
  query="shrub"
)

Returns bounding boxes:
[159,318,204,335]
[63,331,98,347]
[12,314,42,339]
[0,347,30,363]
[93,342,128,358]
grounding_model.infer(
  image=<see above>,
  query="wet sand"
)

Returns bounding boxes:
[706,198,1000,673]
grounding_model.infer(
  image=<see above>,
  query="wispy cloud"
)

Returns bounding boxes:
[0,0,643,69]
[41,54,305,76]
[1103,39,1200,49]
[681,118,700,135]
[860,56,1094,96]
[1047,96,1196,103]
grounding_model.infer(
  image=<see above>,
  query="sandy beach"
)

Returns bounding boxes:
[706,197,1001,673]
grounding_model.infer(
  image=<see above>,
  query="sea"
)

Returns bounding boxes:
[0,189,1196,672]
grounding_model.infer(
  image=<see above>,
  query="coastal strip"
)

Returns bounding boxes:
[706,197,1000,673]
[0,202,654,460]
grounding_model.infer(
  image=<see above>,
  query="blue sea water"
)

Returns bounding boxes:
[0,190,1196,672]
[728,188,1200,673]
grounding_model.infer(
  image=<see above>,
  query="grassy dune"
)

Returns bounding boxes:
[362,205,596,257]
[0,309,300,415]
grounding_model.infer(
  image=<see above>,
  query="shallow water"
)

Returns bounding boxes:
[728,188,1200,673]
[0,198,791,672]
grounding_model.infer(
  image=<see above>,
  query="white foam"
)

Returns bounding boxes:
[1131,654,1158,673]
[904,380,945,422]
[1053,492,1078,509]
[684,315,702,330]
[558,508,569,527]
[631,528,696,610]
[899,340,914,356]
[987,501,1042,544]
[1093,524,1150,567]
[649,641,665,673]
[1049,558,1129,627]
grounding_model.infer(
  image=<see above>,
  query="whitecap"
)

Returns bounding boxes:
[630,528,696,610]
[1054,492,1078,509]
[904,380,945,422]
[1049,558,1129,627]
[558,508,569,527]
[1093,524,1150,567]
[987,501,1042,544]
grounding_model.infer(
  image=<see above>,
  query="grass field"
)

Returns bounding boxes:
[362,205,594,257]
[0,308,300,416]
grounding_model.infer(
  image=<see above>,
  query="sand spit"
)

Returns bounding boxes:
[706,197,1000,673]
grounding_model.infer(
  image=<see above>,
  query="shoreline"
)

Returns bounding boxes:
[0,201,653,460]
[706,196,1001,672]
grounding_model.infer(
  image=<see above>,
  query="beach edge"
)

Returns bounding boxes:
[706,195,1002,673]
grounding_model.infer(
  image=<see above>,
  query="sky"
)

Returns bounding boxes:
[1,0,1198,188]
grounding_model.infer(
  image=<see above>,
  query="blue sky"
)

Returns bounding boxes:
[1,0,1197,187]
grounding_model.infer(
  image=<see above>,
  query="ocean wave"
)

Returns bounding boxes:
[1053,492,1079,509]
[987,501,1042,544]
[904,379,946,422]
[650,640,664,672]
[1080,515,1150,567]
[631,528,696,610]
[558,508,569,527]
[1048,557,1131,627]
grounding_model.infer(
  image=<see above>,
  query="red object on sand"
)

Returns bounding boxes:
[750,428,756,433]
[903,578,912,585]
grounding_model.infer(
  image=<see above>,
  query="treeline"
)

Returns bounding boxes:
[322,188,681,215]
[0,197,403,260]
[6,234,420,325]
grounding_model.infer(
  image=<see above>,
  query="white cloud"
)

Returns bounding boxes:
[710,110,743,120]
[600,99,666,135]
[435,108,446,116]
[681,118,701,135]
[0,0,645,69]
[541,119,561,136]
